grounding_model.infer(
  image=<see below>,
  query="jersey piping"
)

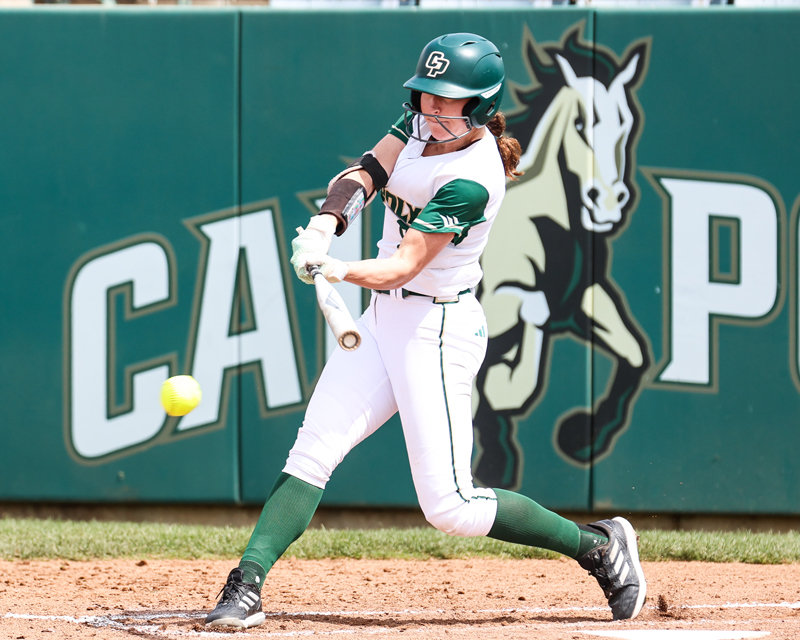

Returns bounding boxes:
[389,113,411,144]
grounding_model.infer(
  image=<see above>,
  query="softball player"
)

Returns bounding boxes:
[205,33,646,629]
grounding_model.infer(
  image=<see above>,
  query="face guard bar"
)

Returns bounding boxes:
[402,102,473,144]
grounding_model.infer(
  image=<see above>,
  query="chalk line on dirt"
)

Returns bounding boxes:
[3,602,795,637]
[579,631,771,639]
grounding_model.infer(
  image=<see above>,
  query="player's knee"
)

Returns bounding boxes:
[423,504,485,538]
[283,451,330,489]
[283,424,342,490]
[425,509,463,536]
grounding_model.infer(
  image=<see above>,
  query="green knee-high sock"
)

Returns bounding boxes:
[487,489,606,560]
[239,473,323,588]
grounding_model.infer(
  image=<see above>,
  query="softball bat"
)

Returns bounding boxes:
[308,266,361,351]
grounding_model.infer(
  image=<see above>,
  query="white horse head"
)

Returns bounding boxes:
[554,53,641,233]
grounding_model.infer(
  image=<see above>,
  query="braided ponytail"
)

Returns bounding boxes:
[487,112,523,181]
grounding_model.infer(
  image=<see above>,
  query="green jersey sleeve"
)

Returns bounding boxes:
[388,113,410,144]
[410,179,489,245]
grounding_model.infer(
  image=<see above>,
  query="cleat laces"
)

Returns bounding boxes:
[216,569,255,603]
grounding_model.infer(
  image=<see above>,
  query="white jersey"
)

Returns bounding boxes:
[377,115,506,297]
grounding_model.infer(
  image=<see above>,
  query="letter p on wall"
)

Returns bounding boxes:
[652,174,782,387]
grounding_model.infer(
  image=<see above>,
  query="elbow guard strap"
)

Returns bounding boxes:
[358,153,389,192]
[327,152,390,197]
[319,178,367,236]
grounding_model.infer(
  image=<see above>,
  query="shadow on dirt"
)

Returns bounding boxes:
[91,608,607,636]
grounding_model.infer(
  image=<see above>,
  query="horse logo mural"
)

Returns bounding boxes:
[473,24,653,489]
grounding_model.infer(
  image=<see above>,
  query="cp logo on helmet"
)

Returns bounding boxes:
[425,51,450,78]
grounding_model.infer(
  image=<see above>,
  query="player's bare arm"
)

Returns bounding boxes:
[345,134,405,193]
[344,228,454,290]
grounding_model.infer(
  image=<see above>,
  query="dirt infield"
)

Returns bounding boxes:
[2,558,799,639]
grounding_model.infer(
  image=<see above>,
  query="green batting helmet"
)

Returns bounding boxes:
[403,33,505,129]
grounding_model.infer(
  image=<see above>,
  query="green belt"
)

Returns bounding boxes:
[375,288,472,303]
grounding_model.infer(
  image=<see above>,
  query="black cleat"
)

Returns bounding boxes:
[578,517,647,620]
[205,567,266,629]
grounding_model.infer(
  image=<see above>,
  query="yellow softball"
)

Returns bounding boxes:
[160,375,202,417]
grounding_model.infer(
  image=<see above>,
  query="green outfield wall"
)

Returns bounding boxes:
[1,7,799,514]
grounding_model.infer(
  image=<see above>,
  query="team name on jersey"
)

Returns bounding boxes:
[381,188,422,230]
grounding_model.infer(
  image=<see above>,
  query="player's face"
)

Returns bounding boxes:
[420,93,472,141]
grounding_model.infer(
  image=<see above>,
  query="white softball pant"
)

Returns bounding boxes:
[283,290,498,537]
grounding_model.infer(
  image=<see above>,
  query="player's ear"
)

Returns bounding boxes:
[462,97,479,118]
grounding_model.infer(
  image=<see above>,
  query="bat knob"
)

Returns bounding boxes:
[340,331,361,351]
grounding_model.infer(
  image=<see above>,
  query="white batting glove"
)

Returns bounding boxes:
[291,216,335,282]
[303,253,349,284]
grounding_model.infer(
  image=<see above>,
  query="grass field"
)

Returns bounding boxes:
[1,518,800,564]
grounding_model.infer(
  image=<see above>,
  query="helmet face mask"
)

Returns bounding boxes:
[401,99,474,145]
[402,33,505,143]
